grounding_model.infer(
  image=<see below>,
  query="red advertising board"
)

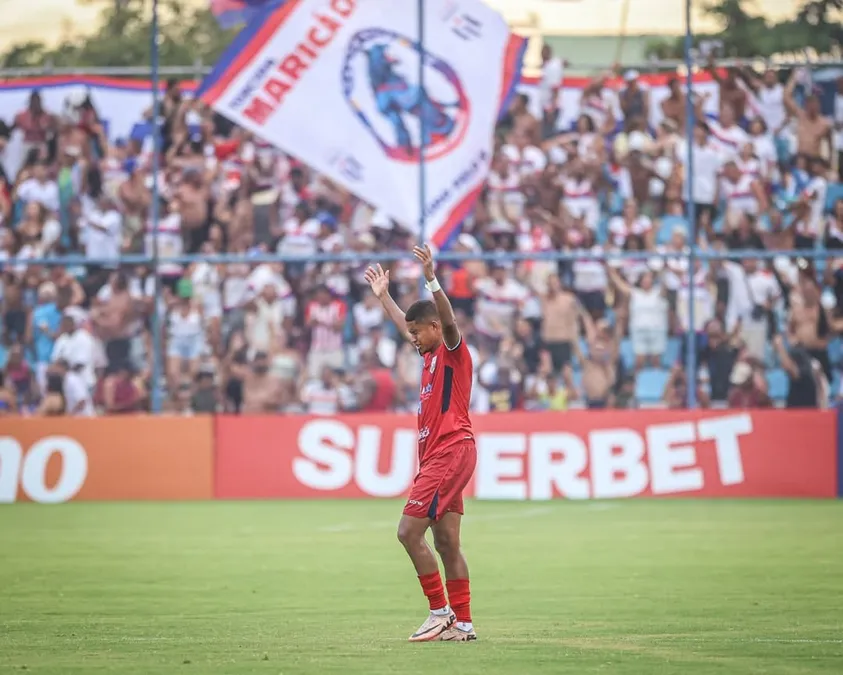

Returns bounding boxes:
[214,410,839,500]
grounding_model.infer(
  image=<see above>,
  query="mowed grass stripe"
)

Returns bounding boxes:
[0,500,840,674]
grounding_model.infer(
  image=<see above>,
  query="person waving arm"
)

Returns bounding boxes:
[364,263,410,342]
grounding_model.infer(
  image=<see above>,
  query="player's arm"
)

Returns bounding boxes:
[364,263,410,341]
[414,244,461,350]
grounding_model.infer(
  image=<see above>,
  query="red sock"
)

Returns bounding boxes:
[446,578,471,623]
[418,572,448,611]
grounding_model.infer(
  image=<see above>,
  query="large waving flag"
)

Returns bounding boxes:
[210,0,284,29]
[200,0,526,248]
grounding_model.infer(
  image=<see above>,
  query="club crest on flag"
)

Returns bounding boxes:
[200,0,527,249]
[341,28,470,163]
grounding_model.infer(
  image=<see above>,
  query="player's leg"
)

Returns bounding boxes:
[400,484,455,641]
[431,444,477,642]
[432,510,475,641]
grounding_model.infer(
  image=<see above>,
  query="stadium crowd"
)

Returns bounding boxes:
[1,53,843,416]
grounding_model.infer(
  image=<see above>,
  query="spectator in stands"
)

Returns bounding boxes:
[784,69,833,160]
[305,284,346,378]
[299,365,339,414]
[30,280,62,393]
[36,368,65,416]
[773,335,823,408]
[788,265,832,383]
[834,76,843,182]
[727,361,772,409]
[99,362,145,414]
[13,91,56,157]
[698,318,740,407]
[2,59,842,414]
[663,362,710,409]
[4,343,36,411]
[606,262,668,371]
[573,310,620,409]
[241,349,283,413]
[17,159,59,213]
[57,358,95,416]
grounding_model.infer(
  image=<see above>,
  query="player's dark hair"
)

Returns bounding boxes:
[404,300,439,324]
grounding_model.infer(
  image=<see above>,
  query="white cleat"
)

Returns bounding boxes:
[438,624,477,642]
[408,611,456,642]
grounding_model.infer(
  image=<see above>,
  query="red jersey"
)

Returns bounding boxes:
[417,338,474,462]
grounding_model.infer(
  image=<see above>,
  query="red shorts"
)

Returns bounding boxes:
[403,442,477,521]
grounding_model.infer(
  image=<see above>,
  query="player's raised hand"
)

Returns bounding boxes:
[413,244,436,282]
[364,263,390,298]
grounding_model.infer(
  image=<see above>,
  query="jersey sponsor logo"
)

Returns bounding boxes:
[420,383,433,400]
[418,426,431,442]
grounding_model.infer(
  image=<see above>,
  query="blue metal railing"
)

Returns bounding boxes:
[5,248,838,267]
[6,246,831,412]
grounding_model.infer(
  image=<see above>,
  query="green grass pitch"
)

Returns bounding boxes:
[1,500,842,674]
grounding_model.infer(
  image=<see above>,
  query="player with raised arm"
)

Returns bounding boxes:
[364,245,477,643]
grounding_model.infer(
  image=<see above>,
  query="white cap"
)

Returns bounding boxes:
[729,362,753,386]
[457,233,481,252]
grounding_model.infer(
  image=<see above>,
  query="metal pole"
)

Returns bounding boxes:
[683,0,697,408]
[417,0,427,293]
[150,0,163,413]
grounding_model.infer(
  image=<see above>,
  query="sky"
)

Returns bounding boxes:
[0,0,799,50]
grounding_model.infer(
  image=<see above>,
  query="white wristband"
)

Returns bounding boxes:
[425,277,442,293]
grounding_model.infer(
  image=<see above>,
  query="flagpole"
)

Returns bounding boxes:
[418,0,427,276]
[150,0,163,413]
[684,0,697,409]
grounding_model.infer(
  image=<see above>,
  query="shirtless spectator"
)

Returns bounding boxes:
[176,168,211,253]
[241,350,284,413]
[788,266,832,383]
[572,309,621,409]
[708,60,747,122]
[661,78,687,132]
[507,93,540,146]
[784,69,833,159]
[539,274,579,375]
[92,271,137,371]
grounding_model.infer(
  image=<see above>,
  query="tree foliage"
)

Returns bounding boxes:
[1,0,840,71]
[1,0,239,70]
[644,0,842,61]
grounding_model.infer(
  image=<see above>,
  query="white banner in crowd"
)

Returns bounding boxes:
[198,0,527,248]
[0,72,720,144]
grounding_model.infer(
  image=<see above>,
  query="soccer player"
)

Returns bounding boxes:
[364,245,477,643]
